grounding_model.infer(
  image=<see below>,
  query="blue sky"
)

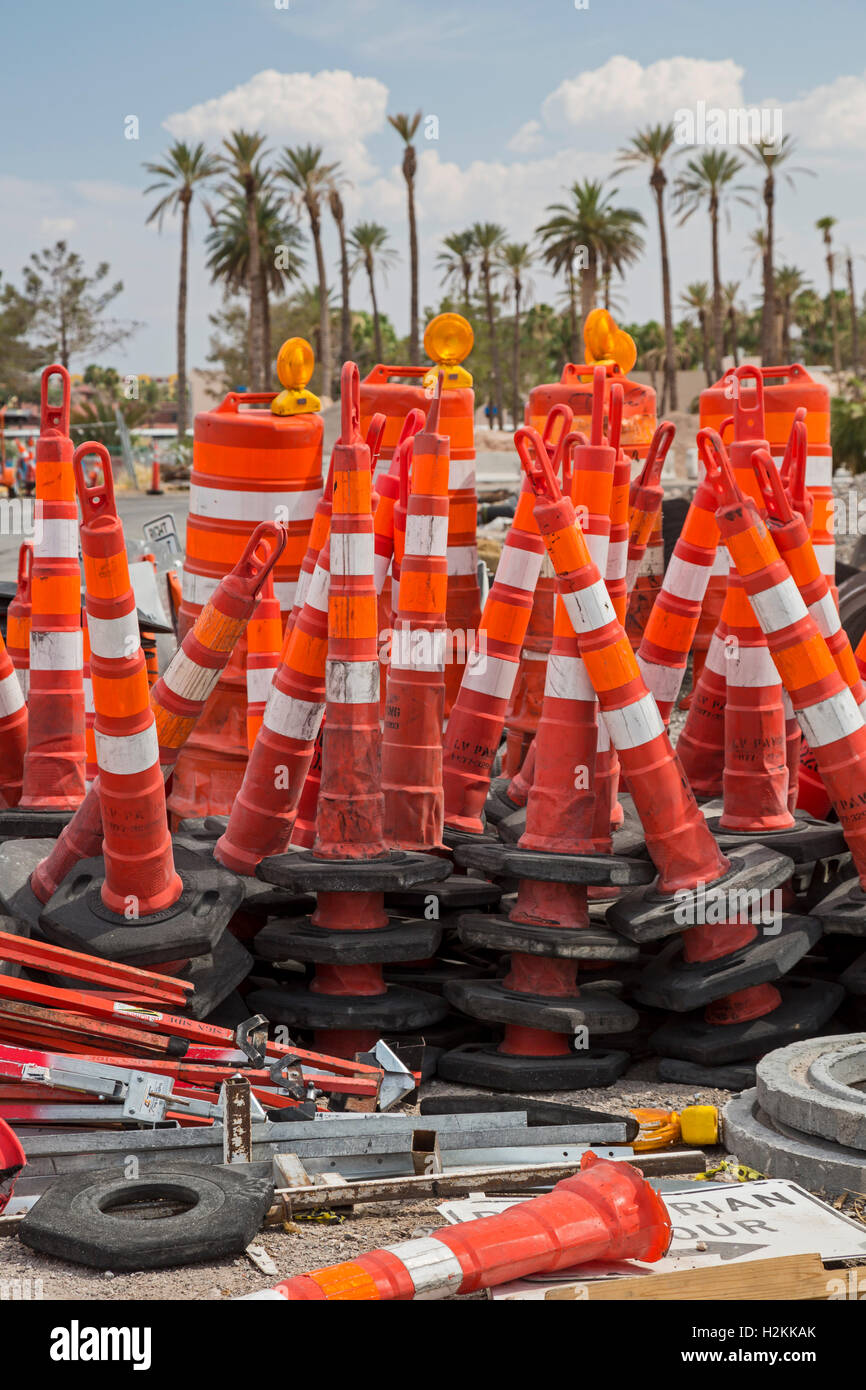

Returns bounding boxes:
[4,0,866,375]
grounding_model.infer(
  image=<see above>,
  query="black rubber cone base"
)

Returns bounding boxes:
[0,838,60,930]
[455,840,656,888]
[38,846,245,966]
[257,848,451,894]
[175,816,229,842]
[497,808,527,845]
[607,844,795,943]
[246,981,449,1033]
[176,932,254,1019]
[484,778,524,826]
[0,808,76,842]
[813,874,866,935]
[253,914,442,965]
[700,800,846,865]
[649,978,845,1064]
[445,977,639,1034]
[635,914,824,1012]
[841,951,866,996]
[457,911,640,961]
[437,1042,630,1091]
[385,876,502,914]
[656,1056,757,1090]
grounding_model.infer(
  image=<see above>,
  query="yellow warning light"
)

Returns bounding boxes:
[423,313,474,388]
[272,337,321,415]
[583,309,637,376]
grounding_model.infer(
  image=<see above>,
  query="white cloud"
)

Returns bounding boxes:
[541,55,745,132]
[508,120,543,154]
[163,69,388,180]
[39,217,76,238]
[781,69,866,149]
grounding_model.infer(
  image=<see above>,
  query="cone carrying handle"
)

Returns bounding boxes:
[780,407,807,486]
[365,412,387,467]
[40,364,71,436]
[751,448,793,525]
[231,522,288,599]
[72,441,116,524]
[339,361,362,446]
[424,370,444,431]
[560,430,589,499]
[396,407,426,449]
[732,363,765,439]
[16,542,33,601]
[515,426,562,502]
[636,420,676,487]
[590,365,606,447]
[540,402,573,463]
[607,381,623,453]
[697,427,741,508]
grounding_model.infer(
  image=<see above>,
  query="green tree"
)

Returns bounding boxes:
[499,242,534,429]
[674,150,748,375]
[744,136,811,364]
[23,241,138,370]
[774,265,810,362]
[388,111,422,363]
[536,179,644,326]
[437,230,476,310]
[348,222,398,364]
[214,131,271,390]
[680,281,714,385]
[143,140,219,434]
[471,222,507,429]
[816,217,841,377]
[329,186,353,366]
[279,145,340,397]
[0,274,42,400]
[616,123,679,410]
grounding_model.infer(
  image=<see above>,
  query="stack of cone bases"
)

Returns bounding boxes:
[248,364,453,1059]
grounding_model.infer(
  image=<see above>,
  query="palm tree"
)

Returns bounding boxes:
[215,131,270,390]
[722,281,742,366]
[144,141,220,434]
[616,123,679,410]
[499,242,534,430]
[681,282,714,385]
[279,145,340,396]
[472,222,507,429]
[536,179,644,326]
[437,230,476,309]
[774,265,810,362]
[599,213,645,311]
[388,111,422,363]
[816,217,841,377]
[348,222,398,364]
[846,251,861,375]
[205,192,304,370]
[674,150,747,376]
[329,186,352,367]
[744,137,811,364]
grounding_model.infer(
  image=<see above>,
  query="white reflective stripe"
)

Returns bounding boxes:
[326,660,380,705]
[95,723,159,776]
[390,627,447,672]
[798,688,864,748]
[263,687,323,741]
[859,694,866,721]
[663,554,712,603]
[374,553,392,594]
[181,569,218,606]
[405,513,448,559]
[29,629,83,670]
[304,563,329,615]
[294,567,313,612]
[275,581,296,610]
[246,666,277,704]
[725,643,780,688]
[636,655,684,705]
[86,608,139,660]
[602,692,664,750]
[711,545,730,577]
[163,649,217,705]
[584,532,610,574]
[82,675,94,712]
[35,517,78,559]
[704,632,729,678]
[386,1238,464,1299]
[748,575,806,634]
[446,544,478,576]
[17,671,29,699]
[461,651,515,700]
[638,542,664,576]
[522,649,547,659]
[805,455,832,488]
[449,459,476,490]
[0,671,24,718]
[596,717,610,752]
[562,578,616,635]
[330,530,374,577]
[625,557,641,591]
[237,1290,288,1301]
[812,542,835,577]
[782,689,794,719]
[494,543,543,593]
[604,539,628,581]
[545,651,595,702]
[807,590,841,638]
[391,575,400,611]
[190,483,320,525]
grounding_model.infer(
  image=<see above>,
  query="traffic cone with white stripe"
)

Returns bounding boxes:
[240,1151,671,1301]
[81,611,98,788]
[594,389,629,841]
[640,437,844,1081]
[247,364,451,1057]
[440,426,652,1090]
[6,543,32,704]
[245,572,282,751]
[10,367,85,834]
[0,629,26,810]
[442,402,574,835]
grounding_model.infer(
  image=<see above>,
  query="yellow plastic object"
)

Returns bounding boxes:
[680,1105,720,1146]
[696,1159,763,1183]
[584,309,638,376]
[424,313,474,388]
[272,337,321,415]
[631,1104,720,1152]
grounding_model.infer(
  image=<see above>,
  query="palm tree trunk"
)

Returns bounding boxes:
[654,180,678,411]
[847,254,860,374]
[700,311,713,387]
[367,260,383,363]
[828,253,841,377]
[407,176,419,364]
[462,263,471,310]
[259,266,271,379]
[309,206,331,398]
[337,219,351,365]
[579,251,597,323]
[245,185,265,391]
[760,177,776,364]
[781,299,791,360]
[177,195,190,435]
[483,263,503,429]
[511,281,521,430]
[567,269,579,360]
[729,307,740,367]
[710,198,723,377]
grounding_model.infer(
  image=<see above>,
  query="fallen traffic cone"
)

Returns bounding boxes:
[0,629,26,810]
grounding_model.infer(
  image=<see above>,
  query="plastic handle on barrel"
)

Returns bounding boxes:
[40,364,71,436]
[780,407,807,487]
[637,420,676,487]
[396,408,426,448]
[732,363,765,441]
[697,427,741,507]
[783,418,810,518]
[216,391,279,413]
[516,426,562,502]
[607,381,624,454]
[719,415,734,443]
[364,364,429,383]
[540,403,573,465]
[340,362,362,446]
[72,441,117,525]
[17,542,33,600]
[751,448,794,525]
[231,522,288,599]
